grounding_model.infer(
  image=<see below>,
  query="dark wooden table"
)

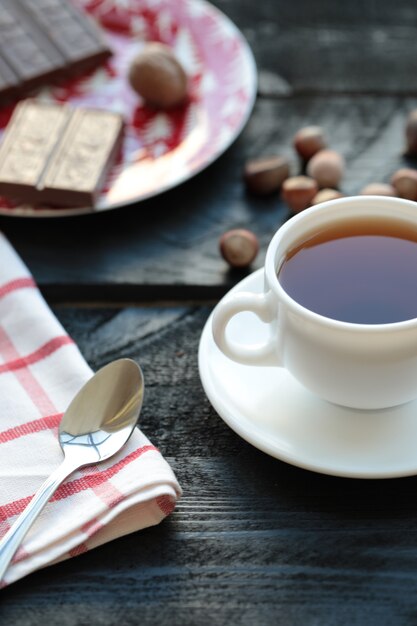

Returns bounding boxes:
[2,1,417,624]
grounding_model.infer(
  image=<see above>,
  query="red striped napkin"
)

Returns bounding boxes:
[0,234,181,587]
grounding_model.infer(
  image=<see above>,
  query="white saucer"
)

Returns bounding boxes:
[199,269,417,479]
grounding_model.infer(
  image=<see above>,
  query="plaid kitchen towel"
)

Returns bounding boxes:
[0,233,181,587]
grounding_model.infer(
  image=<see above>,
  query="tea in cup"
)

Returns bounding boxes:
[212,196,417,409]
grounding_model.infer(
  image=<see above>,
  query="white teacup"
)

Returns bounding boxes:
[212,195,417,410]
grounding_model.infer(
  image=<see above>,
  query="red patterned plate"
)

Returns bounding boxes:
[0,0,256,217]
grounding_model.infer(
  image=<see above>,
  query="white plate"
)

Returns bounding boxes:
[199,269,417,478]
[0,0,256,217]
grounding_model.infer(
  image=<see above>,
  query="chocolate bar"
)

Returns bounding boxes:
[0,0,111,102]
[0,100,124,207]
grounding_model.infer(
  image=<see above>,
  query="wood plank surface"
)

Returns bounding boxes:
[1,95,416,302]
[1,305,417,625]
[212,0,417,95]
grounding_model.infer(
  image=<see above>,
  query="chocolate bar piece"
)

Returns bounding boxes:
[0,101,72,203]
[0,100,124,208]
[40,107,124,207]
[0,0,111,101]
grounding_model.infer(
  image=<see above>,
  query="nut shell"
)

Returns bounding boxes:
[293,126,326,161]
[391,168,417,200]
[311,188,343,205]
[244,156,290,195]
[360,183,397,197]
[128,42,188,109]
[307,149,345,189]
[219,229,259,268]
[282,176,318,213]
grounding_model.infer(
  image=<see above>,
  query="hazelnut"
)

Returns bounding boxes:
[360,183,397,197]
[244,156,290,195]
[391,168,417,200]
[307,149,345,189]
[282,176,318,213]
[311,188,344,205]
[219,229,259,268]
[405,109,417,156]
[128,42,188,109]
[293,126,327,161]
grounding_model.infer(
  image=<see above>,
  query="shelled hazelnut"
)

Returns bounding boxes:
[219,229,259,268]
[360,183,397,197]
[311,188,343,205]
[391,168,417,200]
[405,109,417,156]
[243,156,290,195]
[282,176,318,213]
[293,126,326,161]
[307,150,345,189]
[128,42,188,109]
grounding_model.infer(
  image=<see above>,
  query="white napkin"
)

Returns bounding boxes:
[0,233,181,587]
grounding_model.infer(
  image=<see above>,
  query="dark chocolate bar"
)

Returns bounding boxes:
[0,0,111,102]
[0,100,123,208]
[15,0,111,71]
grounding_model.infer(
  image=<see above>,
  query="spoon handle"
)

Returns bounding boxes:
[0,458,77,584]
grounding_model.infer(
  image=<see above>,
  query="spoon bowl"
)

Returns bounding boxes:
[0,358,144,584]
[59,358,144,465]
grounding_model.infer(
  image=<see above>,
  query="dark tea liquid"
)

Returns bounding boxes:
[278,216,417,324]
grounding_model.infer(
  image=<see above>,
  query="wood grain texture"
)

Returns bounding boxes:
[211,0,417,95]
[1,95,416,302]
[2,306,417,625]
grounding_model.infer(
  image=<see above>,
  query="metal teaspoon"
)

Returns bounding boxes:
[0,358,144,583]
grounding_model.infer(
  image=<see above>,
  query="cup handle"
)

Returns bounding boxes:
[212,290,280,366]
